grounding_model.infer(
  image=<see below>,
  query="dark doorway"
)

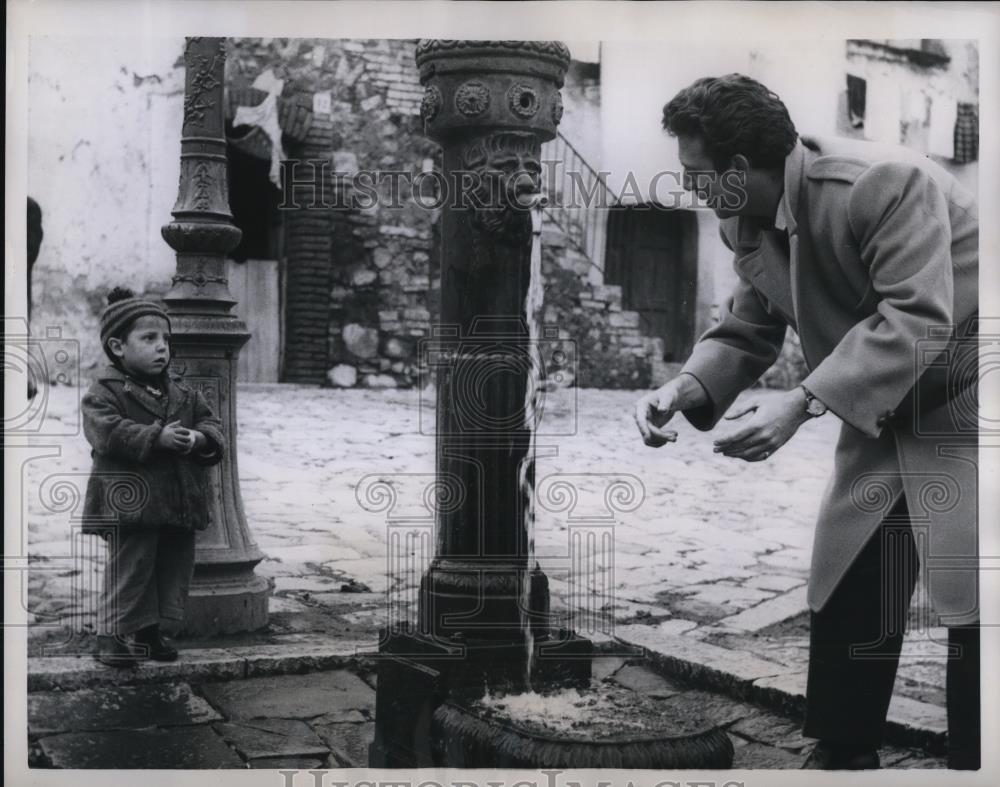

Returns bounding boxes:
[604,206,698,362]
[225,141,283,262]
[222,139,285,382]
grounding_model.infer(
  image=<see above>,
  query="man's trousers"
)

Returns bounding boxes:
[802,496,980,769]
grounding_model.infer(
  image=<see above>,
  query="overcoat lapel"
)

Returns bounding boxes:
[98,366,167,420]
[783,141,820,367]
[731,221,797,327]
[165,377,191,422]
[122,380,169,420]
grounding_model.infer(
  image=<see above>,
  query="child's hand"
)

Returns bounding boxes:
[157,420,192,452]
[183,429,207,455]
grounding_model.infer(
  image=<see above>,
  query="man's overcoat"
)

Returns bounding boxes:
[680,136,979,626]
[81,365,225,534]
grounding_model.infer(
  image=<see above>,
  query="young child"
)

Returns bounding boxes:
[82,287,224,667]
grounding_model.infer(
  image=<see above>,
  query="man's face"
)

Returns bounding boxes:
[109,314,171,380]
[676,134,748,218]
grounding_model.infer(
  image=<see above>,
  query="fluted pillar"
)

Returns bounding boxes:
[162,37,269,635]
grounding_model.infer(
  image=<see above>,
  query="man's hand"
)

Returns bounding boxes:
[634,373,710,448]
[157,420,192,452]
[714,388,809,461]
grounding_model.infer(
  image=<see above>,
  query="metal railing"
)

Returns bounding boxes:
[540,131,618,272]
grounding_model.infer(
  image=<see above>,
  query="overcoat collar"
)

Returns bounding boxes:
[97,364,190,420]
[728,137,814,249]
[722,138,822,331]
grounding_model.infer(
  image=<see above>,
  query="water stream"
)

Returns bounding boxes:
[517,195,548,686]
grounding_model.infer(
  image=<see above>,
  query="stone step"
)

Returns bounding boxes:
[27,639,371,692]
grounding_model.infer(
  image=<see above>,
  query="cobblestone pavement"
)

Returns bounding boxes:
[19,383,951,760]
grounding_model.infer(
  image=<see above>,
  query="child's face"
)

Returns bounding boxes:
[108,315,171,379]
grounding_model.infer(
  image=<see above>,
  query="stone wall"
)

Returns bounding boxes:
[540,232,655,390]
[230,37,653,391]
[227,38,439,388]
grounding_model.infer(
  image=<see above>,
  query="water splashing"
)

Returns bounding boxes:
[518,194,547,687]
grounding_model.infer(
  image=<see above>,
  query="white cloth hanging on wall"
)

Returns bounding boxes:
[863,76,901,145]
[928,93,958,159]
[231,69,287,188]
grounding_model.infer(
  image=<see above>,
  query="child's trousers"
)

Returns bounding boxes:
[99,527,196,637]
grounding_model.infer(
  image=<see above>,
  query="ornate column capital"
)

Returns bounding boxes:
[416,40,570,142]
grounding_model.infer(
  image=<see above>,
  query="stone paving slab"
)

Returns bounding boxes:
[614,626,795,690]
[249,755,328,769]
[744,573,807,593]
[729,737,808,769]
[213,718,329,759]
[38,726,245,768]
[729,707,814,752]
[313,709,368,724]
[312,720,376,767]
[655,688,759,728]
[718,585,809,632]
[881,748,949,768]
[199,670,375,721]
[29,682,220,737]
[750,671,808,717]
[609,664,685,698]
[590,655,627,682]
[886,694,948,750]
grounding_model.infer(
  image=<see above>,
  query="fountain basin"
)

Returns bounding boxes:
[432,682,735,768]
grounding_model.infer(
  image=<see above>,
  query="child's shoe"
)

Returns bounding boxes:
[94,635,140,669]
[131,625,179,662]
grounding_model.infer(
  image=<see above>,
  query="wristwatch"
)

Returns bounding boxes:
[800,385,828,418]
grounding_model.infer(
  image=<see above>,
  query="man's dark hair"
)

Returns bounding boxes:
[662,74,798,170]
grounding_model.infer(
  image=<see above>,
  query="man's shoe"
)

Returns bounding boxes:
[801,742,880,770]
[94,635,141,669]
[131,625,179,662]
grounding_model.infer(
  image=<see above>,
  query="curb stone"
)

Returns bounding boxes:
[603,634,948,752]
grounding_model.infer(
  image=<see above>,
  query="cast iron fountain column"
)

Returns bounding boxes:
[415,39,570,648]
[372,40,735,770]
[162,37,269,635]
[370,40,590,767]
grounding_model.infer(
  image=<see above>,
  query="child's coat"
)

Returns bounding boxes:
[82,365,225,534]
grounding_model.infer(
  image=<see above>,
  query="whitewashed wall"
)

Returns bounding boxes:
[28,35,185,378]
[599,39,979,323]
